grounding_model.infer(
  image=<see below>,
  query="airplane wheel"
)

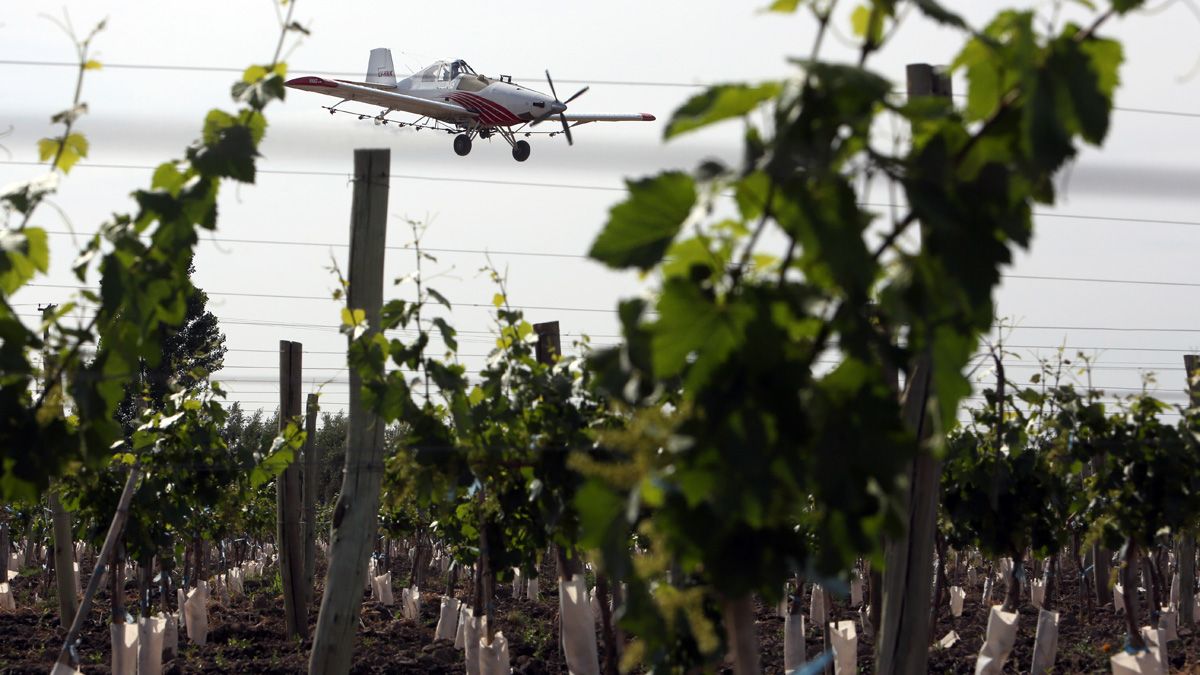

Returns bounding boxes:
[512,140,531,162]
[453,134,472,156]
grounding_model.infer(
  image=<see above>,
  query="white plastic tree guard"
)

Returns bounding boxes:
[137,614,166,675]
[974,606,1018,675]
[1030,609,1059,675]
[830,620,857,675]
[184,581,210,645]
[950,586,966,617]
[110,622,138,675]
[479,631,511,675]
[783,612,805,673]
[436,596,461,641]
[559,576,600,675]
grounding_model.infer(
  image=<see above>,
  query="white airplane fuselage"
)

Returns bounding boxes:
[394,73,563,128]
[285,51,654,162]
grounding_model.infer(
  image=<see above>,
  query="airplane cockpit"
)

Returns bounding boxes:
[450,59,477,78]
[416,60,479,82]
[413,60,491,92]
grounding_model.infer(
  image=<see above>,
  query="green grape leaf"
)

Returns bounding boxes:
[251,425,303,488]
[589,172,696,271]
[432,316,458,352]
[910,0,968,29]
[665,83,781,139]
[651,278,752,388]
[851,5,874,38]
[763,0,804,12]
[188,111,259,182]
[0,227,50,294]
[426,287,452,310]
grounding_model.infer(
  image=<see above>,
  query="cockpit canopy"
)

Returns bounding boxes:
[416,59,478,82]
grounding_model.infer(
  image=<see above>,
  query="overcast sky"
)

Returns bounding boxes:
[3,0,1199,419]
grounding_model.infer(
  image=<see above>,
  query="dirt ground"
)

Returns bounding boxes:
[0,552,572,675]
[5,554,1200,673]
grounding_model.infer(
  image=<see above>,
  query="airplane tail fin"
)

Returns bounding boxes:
[366,48,397,87]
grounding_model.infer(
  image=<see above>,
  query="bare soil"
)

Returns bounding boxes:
[6,556,1200,673]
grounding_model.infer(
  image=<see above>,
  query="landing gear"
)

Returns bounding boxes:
[453,134,472,156]
[512,140,531,162]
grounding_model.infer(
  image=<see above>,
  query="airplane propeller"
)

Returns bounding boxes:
[534,70,588,145]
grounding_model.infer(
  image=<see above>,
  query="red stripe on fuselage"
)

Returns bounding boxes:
[446,93,494,123]
[455,92,519,125]
[447,93,512,126]
[447,92,522,127]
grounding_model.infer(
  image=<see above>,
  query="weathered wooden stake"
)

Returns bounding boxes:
[875,63,950,675]
[41,304,79,630]
[309,149,390,675]
[279,340,306,637]
[54,464,140,670]
[1182,354,1200,626]
[303,392,320,609]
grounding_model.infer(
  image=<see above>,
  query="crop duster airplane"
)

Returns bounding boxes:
[286,48,655,162]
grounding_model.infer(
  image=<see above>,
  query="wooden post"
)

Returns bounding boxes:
[875,63,949,675]
[309,148,390,675]
[723,595,762,674]
[535,320,569,585]
[54,464,140,670]
[41,303,78,630]
[302,393,320,608]
[534,321,561,365]
[535,319,607,670]
[0,518,8,585]
[1182,355,1200,626]
[110,541,125,625]
[48,491,77,628]
[534,321,580,583]
[278,340,306,638]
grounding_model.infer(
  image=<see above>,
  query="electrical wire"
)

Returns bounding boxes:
[20,281,1200,326]
[28,231,1200,290]
[3,58,1199,119]
[9,158,1200,233]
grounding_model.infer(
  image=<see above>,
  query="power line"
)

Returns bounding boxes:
[989,362,1191,372]
[1002,325,1200,334]
[41,229,590,260]
[11,159,1200,233]
[0,160,628,193]
[14,310,1200,355]
[0,59,707,89]
[25,282,621,314]
[1023,211,1200,230]
[25,259,1200,313]
[32,231,1200,290]
[1003,274,1200,290]
[3,58,1199,118]
[1004,344,1198,354]
[223,347,495,358]
[13,309,627,339]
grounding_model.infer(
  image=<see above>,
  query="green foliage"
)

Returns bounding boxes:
[941,361,1069,563]
[575,1,1144,669]
[345,225,612,606]
[0,13,294,502]
[764,0,805,12]
[664,83,781,139]
[0,228,49,294]
[250,422,304,489]
[588,172,697,271]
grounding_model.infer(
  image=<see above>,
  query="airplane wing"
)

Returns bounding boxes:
[285,76,476,122]
[559,112,656,124]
